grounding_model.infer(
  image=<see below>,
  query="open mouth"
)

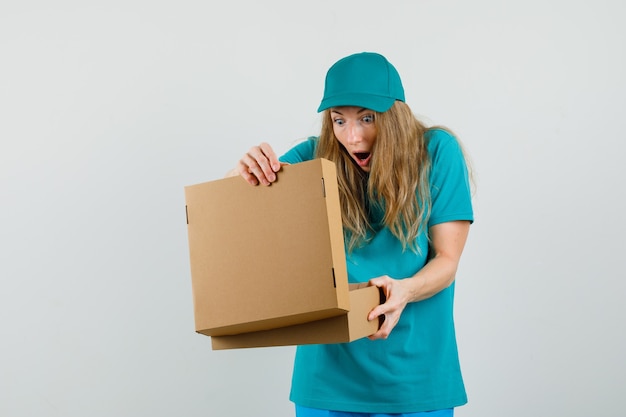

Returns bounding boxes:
[352,152,372,169]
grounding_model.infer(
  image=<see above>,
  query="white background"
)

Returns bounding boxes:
[1,1,624,416]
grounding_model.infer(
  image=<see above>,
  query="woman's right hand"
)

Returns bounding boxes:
[229,142,283,186]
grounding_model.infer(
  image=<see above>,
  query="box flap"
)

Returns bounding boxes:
[210,285,382,349]
[185,158,350,335]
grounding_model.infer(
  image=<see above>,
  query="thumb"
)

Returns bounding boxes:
[368,276,383,288]
[368,304,385,322]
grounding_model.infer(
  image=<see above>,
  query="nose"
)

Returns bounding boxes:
[345,122,363,145]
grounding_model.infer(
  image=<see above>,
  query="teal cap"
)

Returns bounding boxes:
[317,52,405,113]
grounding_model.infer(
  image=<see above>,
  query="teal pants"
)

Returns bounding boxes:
[295,405,454,417]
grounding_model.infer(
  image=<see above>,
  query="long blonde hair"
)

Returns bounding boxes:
[315,101,433,252]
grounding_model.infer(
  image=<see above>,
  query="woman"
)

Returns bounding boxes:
[230,52,474,417]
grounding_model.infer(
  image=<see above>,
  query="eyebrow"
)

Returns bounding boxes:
[330,108,369,115]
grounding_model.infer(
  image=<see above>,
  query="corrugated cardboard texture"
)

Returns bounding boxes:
[210,285,382,349]
[185,158,350,336]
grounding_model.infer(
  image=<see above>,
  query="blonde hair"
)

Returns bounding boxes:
[316,101,435,253]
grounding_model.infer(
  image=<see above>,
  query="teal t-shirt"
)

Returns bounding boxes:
[280,128,474,414]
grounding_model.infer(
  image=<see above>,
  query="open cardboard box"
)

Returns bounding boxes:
[185,158,382,349]
[211,283,382,350]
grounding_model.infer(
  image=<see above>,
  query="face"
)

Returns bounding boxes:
[330,106,377,172]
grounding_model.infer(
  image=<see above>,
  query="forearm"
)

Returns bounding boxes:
[403,220,470,303]
[367,220,470,340]
[404,254,460,303]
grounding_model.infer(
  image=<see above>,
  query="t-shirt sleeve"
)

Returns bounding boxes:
[279,137,318,164]
[427,129,474,227]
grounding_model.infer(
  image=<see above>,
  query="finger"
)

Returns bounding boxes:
[258,142,281,172]
[254,143,279,184]
[369,310,399,340]
[236,159,260,186]
[368,276,390,296]
[368,304,385,322]
[241,152,274,186]
[246,145,277,185]
[368,322,390,340]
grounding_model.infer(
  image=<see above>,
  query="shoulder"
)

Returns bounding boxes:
[426,128,474,225]
[426,128,460,153]
[279,136,318,164]
[425,128,465,164]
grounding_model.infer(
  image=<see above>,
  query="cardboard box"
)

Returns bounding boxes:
[185,158,381,348]
[211,284,382,350]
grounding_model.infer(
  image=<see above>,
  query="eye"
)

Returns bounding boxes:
[362,114,375,123]
[333,118,345,126]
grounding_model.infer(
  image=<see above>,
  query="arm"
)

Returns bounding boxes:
[367,220,471,340]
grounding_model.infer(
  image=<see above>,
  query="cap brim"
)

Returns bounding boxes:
[317,94,397,113]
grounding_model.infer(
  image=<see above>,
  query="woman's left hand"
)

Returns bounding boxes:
[366,275,412,340]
